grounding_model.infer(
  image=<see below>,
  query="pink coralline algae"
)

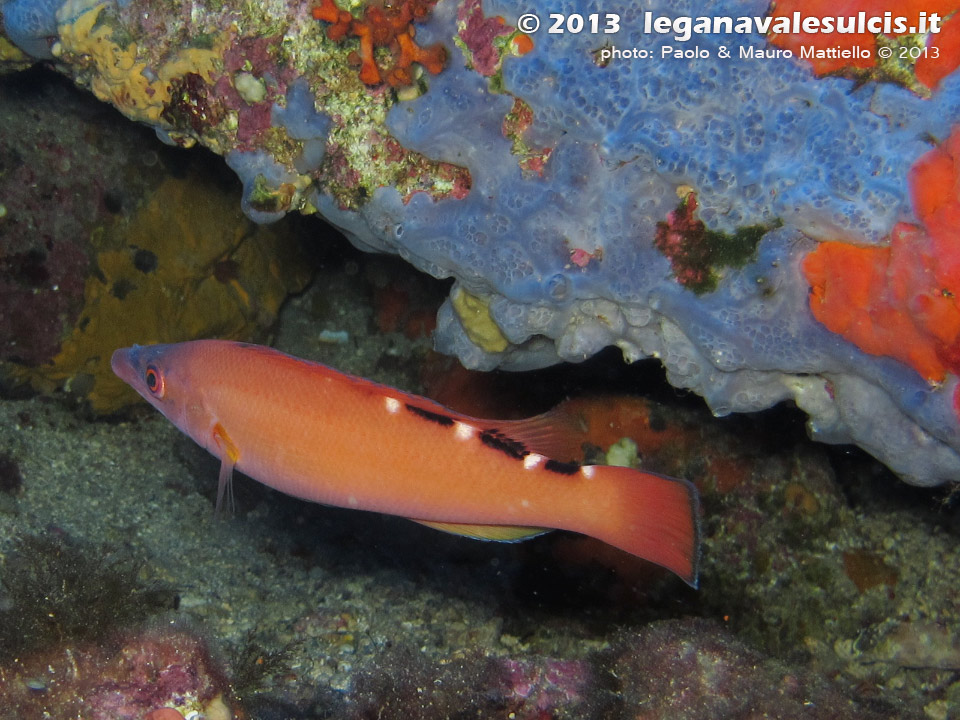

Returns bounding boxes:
[610,619,900,719]
[501,657,590,718]
[654,191,768,294]
[654,192,713,290]
[456,0,514,76]
[0,627,234,720]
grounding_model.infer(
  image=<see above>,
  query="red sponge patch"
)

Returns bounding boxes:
[803,128,960,383]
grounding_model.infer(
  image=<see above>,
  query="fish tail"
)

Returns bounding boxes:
[582,466,701,587]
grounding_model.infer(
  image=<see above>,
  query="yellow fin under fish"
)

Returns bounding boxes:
[412,520,551,542]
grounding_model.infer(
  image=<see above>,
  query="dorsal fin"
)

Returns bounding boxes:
[404,392,595,464]
[400,393,588,463]
[493,402,589,462]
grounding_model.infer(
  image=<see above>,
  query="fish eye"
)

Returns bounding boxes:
[144,365,164,397]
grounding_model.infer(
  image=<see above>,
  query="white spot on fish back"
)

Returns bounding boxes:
[521,499,530,508]
[581,466,596,479]
[348,495,359,507]
[454,422,476,440]
[384,397,401,414]
[523,453,544,470]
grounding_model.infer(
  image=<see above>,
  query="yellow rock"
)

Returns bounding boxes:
[451,286,508,353]
[203,694,233,720]
[56,0,224,126]
[0,35,30,69]
[10,169,310,413]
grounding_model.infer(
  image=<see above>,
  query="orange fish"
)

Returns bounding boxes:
[111,340,701,586]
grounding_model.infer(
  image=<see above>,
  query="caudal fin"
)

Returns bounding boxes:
[585,466,701,587]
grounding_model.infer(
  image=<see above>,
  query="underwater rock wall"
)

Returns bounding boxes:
[2,0,960,484]
[0,74,311,412]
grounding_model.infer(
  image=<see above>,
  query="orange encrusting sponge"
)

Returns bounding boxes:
[916,12,960,90]
[768,0,960,91]
[312,0,447,87]
[802,128,960,386]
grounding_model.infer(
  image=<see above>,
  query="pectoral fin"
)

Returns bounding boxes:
[212,422,240,515]
[412,520,551,542]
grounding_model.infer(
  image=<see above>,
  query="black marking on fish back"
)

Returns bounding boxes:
[480,428,529,460]
[405,403,456,426]
[544,458,580,475]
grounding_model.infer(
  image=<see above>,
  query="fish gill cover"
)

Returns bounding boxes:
[2,0,960,485]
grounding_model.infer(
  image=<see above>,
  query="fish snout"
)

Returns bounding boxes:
[111,347,139,387]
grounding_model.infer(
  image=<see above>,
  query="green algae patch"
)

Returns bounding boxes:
[655,190,778,295]
[0,533,175,660]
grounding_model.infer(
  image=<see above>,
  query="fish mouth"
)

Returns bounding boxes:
[110,347,138,386]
